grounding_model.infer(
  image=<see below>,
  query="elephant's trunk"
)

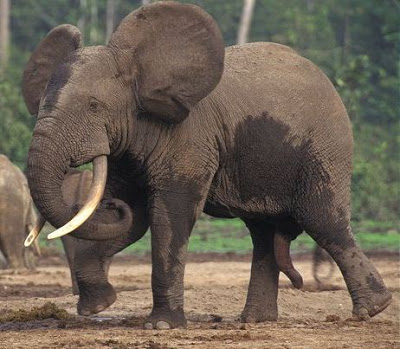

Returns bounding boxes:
[27,133,74,228]
[47,155,108,239]
[27,133,133,241]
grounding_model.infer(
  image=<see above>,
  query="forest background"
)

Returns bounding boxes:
[0,0,398,252]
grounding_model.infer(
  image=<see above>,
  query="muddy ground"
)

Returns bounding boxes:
[0,252,399,349]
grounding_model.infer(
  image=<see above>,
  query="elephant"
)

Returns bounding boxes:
[0,154,40,269]
[312,245,335,285]
[22,2,391,329]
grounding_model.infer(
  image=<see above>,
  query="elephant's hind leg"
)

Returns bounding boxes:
[298,199,391,319]
[241,219,279,322]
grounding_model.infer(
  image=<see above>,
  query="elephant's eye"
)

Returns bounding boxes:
[89,99,100,113]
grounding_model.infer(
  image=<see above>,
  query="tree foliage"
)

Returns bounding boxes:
[0,0,398,224]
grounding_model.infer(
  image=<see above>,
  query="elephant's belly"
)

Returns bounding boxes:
[204,168,289,220]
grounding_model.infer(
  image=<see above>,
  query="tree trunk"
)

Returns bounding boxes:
[142,0,152,5]
[237,0,255,45]
[89,0,99,44]
[106,0,116,43]
[77,0,87,43]
[342,7,351,63]
[0,0,10,72]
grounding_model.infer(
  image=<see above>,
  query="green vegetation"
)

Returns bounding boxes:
[122,218,399,254]
[2,1,399,250]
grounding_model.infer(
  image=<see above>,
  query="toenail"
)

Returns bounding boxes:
[95,305,105,313]
[156,321,170,330]
[144,322,154,330]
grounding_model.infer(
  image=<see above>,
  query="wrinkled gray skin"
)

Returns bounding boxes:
[0,155,37,269]
[23,2,391,329]
[60,170,114,297]
[59,169,146,315]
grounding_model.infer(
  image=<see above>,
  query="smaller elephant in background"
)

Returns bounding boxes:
[0,154,40,269]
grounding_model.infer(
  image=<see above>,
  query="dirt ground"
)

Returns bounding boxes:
[0,252,399,349]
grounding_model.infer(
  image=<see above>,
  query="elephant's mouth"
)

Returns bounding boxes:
[25,155,108,246]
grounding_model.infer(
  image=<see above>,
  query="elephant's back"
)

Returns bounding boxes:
[207,42,353,154]
[224,42,301,73]
[223,42,330,91]
[221,42,349,127]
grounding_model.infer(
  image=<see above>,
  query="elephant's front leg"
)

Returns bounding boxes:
[241,220,279,322]
[62,235,113,296]
[74,238,126,316]
[145,189,202,330]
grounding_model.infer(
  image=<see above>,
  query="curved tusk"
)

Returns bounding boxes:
[47,155,108,240]
[24,214,46,247]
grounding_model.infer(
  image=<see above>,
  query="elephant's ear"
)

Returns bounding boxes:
[22,25,82,116]
[109,2,225,124]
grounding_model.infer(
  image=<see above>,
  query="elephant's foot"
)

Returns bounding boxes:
[352,289,392,320]
[77,281,117,316]
[330,245,392,320]
[240,304,278,323]
[144,307,187,330]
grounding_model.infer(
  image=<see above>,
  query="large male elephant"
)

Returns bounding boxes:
[0,154,39,268]
[22,2,391,329]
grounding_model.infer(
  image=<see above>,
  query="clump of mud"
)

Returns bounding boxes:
[120,315,146,327]
[0,302,70,323]
[146,341,170,349]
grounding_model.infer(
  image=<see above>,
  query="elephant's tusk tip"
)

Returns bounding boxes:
[24,232,36,247]
[24,214,46,247]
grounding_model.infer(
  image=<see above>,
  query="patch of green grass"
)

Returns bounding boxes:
[124,218,399,254]
[124,234,151,254]
[352,219,399,234]
[355,232,400,251]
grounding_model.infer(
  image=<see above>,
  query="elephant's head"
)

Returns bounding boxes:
[23,2,224,241]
